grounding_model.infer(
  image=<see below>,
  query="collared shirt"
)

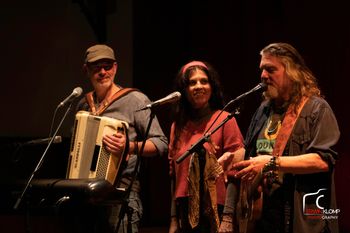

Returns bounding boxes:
[245,96,340,233]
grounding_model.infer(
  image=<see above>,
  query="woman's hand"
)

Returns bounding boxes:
[218,152,235,182]
[219,213,234,233]
[218,148,245,182]
[169,216,178,233]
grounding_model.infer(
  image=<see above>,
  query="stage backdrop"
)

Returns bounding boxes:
[1,0,349,232]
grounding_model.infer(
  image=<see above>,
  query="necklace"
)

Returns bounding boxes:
[264,116,281,140]
[267,119,280,135]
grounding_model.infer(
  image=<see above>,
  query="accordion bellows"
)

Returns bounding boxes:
[66,111,129,186]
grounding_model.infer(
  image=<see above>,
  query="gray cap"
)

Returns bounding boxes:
[84,44,116,63]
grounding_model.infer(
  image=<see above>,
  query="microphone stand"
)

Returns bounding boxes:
[115,110,156,233]
[13,103,73,210]
[176,112,236,164]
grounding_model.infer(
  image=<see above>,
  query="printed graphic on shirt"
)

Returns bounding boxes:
[256,113,282,155]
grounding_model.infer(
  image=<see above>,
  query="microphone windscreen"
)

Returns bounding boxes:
[73,87,83,96]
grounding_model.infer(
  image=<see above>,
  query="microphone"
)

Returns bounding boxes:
[58,87,83,108]
[24,136,62,145]
[247,82,267,94]
[226,83,267,107]
[138,91,181,111]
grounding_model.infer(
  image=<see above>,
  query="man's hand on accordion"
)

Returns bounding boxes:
[103,133,126,157]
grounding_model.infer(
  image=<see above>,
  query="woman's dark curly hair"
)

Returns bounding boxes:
[172,61,224,148]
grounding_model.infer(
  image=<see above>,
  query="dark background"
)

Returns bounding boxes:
[0,0,349,232]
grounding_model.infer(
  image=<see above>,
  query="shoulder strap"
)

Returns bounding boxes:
[85,88,138,116]
[272,96,309,157]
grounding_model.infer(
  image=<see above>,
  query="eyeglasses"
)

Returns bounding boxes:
[88,63,115,72]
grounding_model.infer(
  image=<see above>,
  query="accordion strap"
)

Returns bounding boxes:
[86,88,138,116]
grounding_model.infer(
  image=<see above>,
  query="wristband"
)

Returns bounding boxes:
[263,156,281,185]
[264,156,280,172]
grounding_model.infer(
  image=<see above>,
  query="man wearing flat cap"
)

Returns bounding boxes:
[75,44,168,232]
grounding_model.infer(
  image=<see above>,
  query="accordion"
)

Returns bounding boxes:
[66,111,129,185]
